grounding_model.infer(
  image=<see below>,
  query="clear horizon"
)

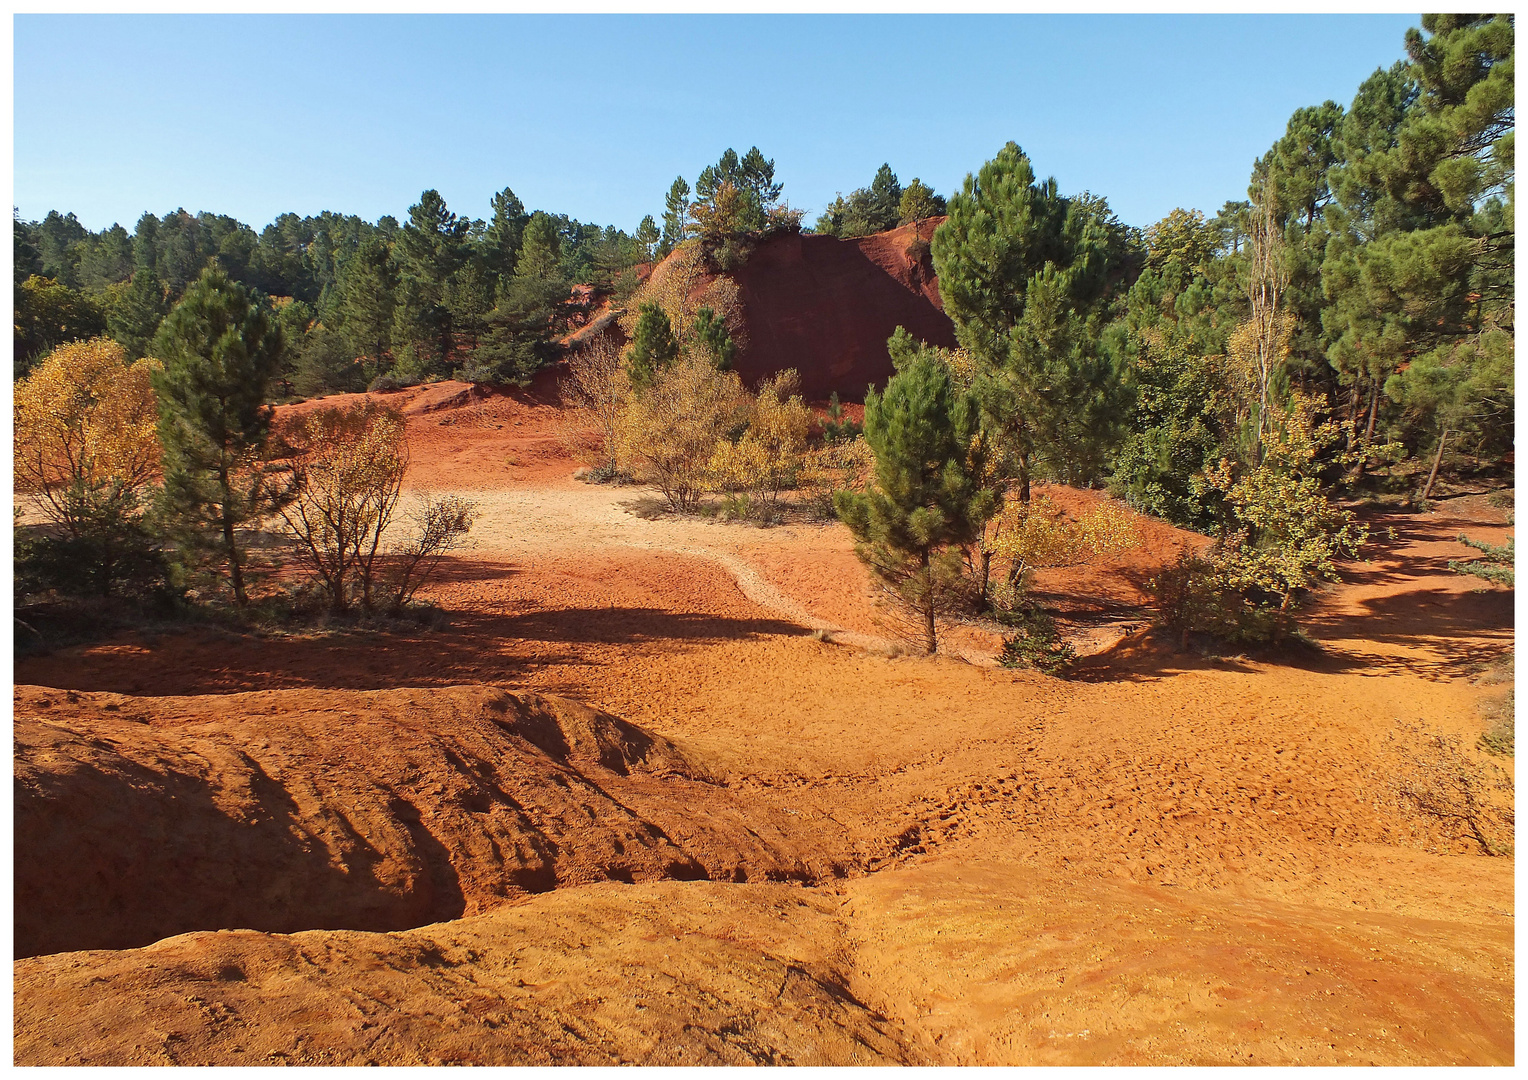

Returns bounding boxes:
[15,13,1421,235]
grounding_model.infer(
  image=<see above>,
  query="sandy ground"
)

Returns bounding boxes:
[13,383,1515,1065]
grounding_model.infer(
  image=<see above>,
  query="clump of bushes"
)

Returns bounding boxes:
[566,298,834,524]
[14,271,478,652]
[277,402,477,616]
[14,338,169,600]
[707,372,814,523]
[1149,404,1367,647]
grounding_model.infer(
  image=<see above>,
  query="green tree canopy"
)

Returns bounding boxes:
[898,178,947,225]
[835,343,996,654]
[933,142,1138,500]
[151,266,289,605]
[627,301,680,390]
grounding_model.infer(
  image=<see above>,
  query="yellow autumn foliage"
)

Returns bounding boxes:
[279,403,409,613]
[618,354,747,512]
[707,371,813,514]
[617,240,744,357]
[14,338,161,522]
[988,494,1140,590]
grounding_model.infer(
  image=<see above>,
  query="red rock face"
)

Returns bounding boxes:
[729,220,955,401]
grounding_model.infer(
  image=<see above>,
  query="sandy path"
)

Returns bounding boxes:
[416,479,899,654]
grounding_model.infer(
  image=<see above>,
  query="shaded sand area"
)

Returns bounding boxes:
[14,383,1514,1064]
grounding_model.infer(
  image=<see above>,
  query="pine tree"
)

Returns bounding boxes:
[834,346,996,655]
[690,306,735,370]
[14,210,43,284]
[514,212,562,281]
[626,302,680,390]
[151,266,289,606]
[867,164,903,231]
[393,190,471,374]
[1324,15,1514,481]
[932,142,1135,501]
[335,237,398,380]
[484,186,529,281]
[635,215,661,261]
[897,179,946,225]
[693,147,782,236]
[660,177,691,257]
[1255,101,1344,231]
[467,212,570,386]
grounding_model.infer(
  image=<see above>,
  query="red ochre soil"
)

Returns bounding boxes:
[13,384,1515,1065]
[726,220,956,400]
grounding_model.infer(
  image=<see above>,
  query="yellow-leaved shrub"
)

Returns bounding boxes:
[14,337,161,528]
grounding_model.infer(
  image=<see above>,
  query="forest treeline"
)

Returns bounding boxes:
[11,145,811,392]
[15,190,645,391]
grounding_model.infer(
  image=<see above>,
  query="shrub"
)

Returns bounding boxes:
[821,392,863,443]
[616,242,744,365]
[380,494,478,613]
[706,370,812,521]
[1478,707,1514,758]
[16,484,167,600]
[278,402,408,614]
[1205,455,1367,619]
[798,436,875,521]
[1149,552,1282,646]
[1155,401,1368,645]
[618,354,746,512]
[986,493,1139,601]
[995,604,1077,676]
[13,338,166,597]
[560,336,628,475]
[1390,719,1514,856]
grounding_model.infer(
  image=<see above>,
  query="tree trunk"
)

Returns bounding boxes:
[1353,380,1378,481]
[921,548,937,656]
[220,466,248,607]
[225,512,246,607]
[1422,428,1449,501]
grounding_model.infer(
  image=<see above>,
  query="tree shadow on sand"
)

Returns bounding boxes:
[15,605,809,697]
[1067,582,1510,685]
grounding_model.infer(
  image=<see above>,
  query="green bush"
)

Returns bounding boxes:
[16,485,169,600]
[1148,552,1291,646]
[1450,534,1513,586]
[995,605,1077,676]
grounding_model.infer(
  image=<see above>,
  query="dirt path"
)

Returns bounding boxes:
[416,479,900,653]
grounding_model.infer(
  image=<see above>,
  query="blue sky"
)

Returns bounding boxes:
[14,14,1421,235]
